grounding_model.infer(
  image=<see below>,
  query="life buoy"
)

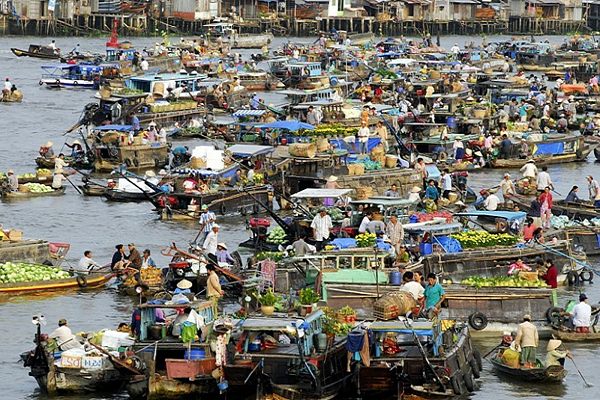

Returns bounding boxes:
[126,355,144,370]
[55,79,61,85]
[219,204,226,215]
[73,81,79,86]
[450,376,463,395]
[133,158,139,167]
[463,371,475,392]
[76,275,88,288]
[470,358,481,378]
[580,269,594,282]
[174,268,185,277]
[468,312,488,331]
[566,270,580,286]
[546,306,563,323]
[125,158,133,167]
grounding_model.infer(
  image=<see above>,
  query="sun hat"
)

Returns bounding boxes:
[523,314,531,320]
[45,141,53,147]
[326,175,338,182]
[217,242,227,250]
[546,339,562,351]
[177,279,192,289]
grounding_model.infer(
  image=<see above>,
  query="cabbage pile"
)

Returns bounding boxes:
[267,227,288,245]
[18,173,36,179]
[24,183,54,193]
[0,262,71,283]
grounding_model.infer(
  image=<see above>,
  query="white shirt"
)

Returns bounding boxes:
[357,126,370,143]
[572,301,592,327]
[400,281,425,300]
[140,60,149,71]
[451,45,460,54]
[359,216,370,233]
[520,163,538,178]
[441,174,452,191]
[484,194,500,211]
[589,179,600,200]
[203,231,218,255]
[49,325,81,350]
[310,214,333,241]
[4,81,11,91]
[54,157,68,174]
[78,256,101,270]
[537,171,552,189]
[158,128,167,144]
[408,193,421,202]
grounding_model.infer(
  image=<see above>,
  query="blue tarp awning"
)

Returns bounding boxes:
[455,211,527,222]
[257,120,315,132]
[534,142,564,155]
[93,124,134,132]
[233,110,266,118]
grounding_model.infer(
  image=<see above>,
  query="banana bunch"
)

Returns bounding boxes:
[440,320,455,332]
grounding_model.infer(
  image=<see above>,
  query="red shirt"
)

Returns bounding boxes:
[540,192,553,209]
[543,266,558,289]
[523,223,538,240]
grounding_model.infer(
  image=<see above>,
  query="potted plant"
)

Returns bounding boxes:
[254,288,280,315]
[299,288,320,316]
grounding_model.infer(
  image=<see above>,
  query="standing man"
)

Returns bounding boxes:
[206,264,224,315]
[130,112,140,132]
[499,134,512,159]
[385,215,404,256]
[197,205,216,246]
[414,157,428,189]
[310,207,333,251]
[357,122,370,154]
[424,273,446,310]
[203,224,220,261]
[306,106,320,126]
[514,314,539,369]
[374,121,388,151]
[440,169,452,199]
[536,166,554,192]
[52,153,68,189]
[587,175,600,207]
[520,159,537,184]
[500,173,516,206]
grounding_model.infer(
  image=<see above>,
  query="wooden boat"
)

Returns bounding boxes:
[103,188,155,202]
[124,301,217,398]
[354,321,479,397]
[488,154,552,168]
[236,71,281,91]
[512,197,600,220]
[0,89,23,103]
[0,271,113,294]
[490,348,567,382]
[11,45,60,59]
[552,329,600,342]
[223,309,351,400]
[35,156,91,170]
[1,187,66,201]
[80,183,106,196]
[232,33,274,49]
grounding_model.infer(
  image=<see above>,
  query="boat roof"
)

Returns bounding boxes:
[291,188,354,199]
[350,197,416,207]
[403,221,462,234]
[455,210,527,221]
[226,144,274,157]
[93,124,133,132]
[232,109,266,118]
[239,309,323,331]
[130,73,208,82]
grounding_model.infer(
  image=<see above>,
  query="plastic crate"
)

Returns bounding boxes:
[165,358,216,381]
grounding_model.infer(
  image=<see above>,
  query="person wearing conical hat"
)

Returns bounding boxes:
[324,175,342,206]
[545,339,572,367]
[65,139,83,158]
[40,141,55,158]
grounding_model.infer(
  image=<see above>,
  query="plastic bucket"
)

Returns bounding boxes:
[218,380,229,390]
[185,349,206,359]
[390,271,402,285]
[420,243,433,255]
[409,215,419,224]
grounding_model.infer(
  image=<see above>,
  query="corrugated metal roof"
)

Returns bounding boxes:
[525,0,563,4]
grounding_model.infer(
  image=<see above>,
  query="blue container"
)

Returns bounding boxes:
[390,271,402,285]
[184,349,205,359]
[217,380,229,390]
[409,215,418,224]
[248,339,261,352]
[420,243,433,255]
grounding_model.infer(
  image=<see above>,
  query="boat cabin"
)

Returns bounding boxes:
[127,72,210,98]
[40,64,103,89]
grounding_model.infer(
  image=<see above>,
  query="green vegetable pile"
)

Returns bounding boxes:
[267,227,287,245]
[178,127,203,136]
[24,183,54,193]
[256,251,285,261]
[310,207,343,222]
[352,158,382,171]
[18,173,36,179]
[0,262,71,283]
[37,169,52,174]
[450,231,518,249]
[461,276,548,289]
[355,232,376,247]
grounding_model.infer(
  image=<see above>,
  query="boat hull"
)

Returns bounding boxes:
[11,47,60,59]
[0,240,68,267]
[552,329,600,342]
[40,78,96,89]
[2,187,66,201]
[490,354,566,382]
[0,272,113,294]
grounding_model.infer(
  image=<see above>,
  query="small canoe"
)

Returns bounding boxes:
[490,354,566,382]
[552,329,600,342]
[1,187,66,201]
[0,272,114,294]
[80,183,106,196]
[11,46,60,59]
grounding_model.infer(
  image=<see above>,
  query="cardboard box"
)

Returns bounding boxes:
[8,230,23,241]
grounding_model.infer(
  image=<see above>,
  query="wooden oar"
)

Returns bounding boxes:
[63,174,82,194]
[568,352,593,387]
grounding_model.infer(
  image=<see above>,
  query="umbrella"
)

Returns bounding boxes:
[258,120,315,132]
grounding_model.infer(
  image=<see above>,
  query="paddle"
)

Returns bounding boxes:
[64,174,82,194]
[570,356,593,387]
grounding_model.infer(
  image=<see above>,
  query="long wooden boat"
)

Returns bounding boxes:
[0,240,69,267]
[0,271,113,294]
[11,45,60,59]
[512,197,600,220]
[103,189,154,202]
[35,156,90,169]
[488,154,552,168]
[490,349,567,382]
[552,329,600,342]
[1,187,66,201]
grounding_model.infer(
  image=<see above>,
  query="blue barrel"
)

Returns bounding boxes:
[447,117,457,130]
[330,76,339,87]
[420,243,433,255]
[409,215,419,224]
[390,271,402,285]
[184,349,205,359]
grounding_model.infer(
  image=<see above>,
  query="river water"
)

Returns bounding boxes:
[0,35,599,399]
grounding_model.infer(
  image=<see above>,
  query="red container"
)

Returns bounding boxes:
[165,358,216,381]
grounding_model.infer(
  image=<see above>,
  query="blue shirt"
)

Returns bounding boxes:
[425,186,439,200]
[424,282,445,309]
[131,115,140,130]
[199,210,216,232]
